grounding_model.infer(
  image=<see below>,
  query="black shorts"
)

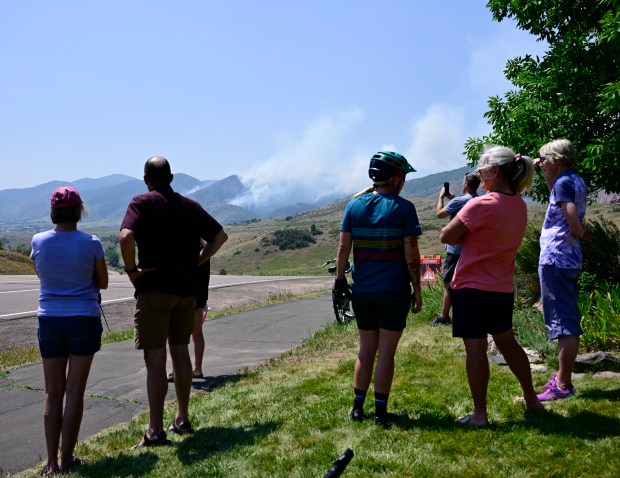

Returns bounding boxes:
[38,316,102,358]
[442,252,459,283]
[352,290,410,332]
[450,287,514,339]
[196,261,211,309]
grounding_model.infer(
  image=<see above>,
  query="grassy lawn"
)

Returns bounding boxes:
[15,289,620,477]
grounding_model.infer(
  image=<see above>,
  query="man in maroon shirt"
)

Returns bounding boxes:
[120,156,228,448]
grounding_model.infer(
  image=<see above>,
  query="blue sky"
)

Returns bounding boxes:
[1,1,546,205]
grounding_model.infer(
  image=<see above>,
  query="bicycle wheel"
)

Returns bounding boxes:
[332,298,355,324]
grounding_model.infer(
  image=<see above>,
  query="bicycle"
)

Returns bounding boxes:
[322,258,355,324]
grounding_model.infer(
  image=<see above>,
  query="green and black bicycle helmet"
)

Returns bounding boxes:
[368,151,415,182]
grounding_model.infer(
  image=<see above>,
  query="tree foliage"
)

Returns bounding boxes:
[465,0,620,199]
[261,228,317,251]
[105,245,120,268]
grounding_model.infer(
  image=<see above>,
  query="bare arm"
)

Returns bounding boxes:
[440,216,468,246]
[436,187,454,219]
[119,228,136,270]
[93,257,109,290]
[198,229,229,266]
[404,235,422,313]
[560,201,589,239]
[335,231,352,280]
[119,228,144,286]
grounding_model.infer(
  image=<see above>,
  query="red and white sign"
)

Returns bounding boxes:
[420,255,442,284]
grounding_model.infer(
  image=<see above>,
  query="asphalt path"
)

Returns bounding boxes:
[0,277,335,476]
[0,273,326,319]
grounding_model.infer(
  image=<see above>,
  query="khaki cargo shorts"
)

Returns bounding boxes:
[134,291,195,350]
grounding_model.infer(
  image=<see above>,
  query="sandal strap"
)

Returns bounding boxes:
[131,430,171,449]
[170,420,194,435]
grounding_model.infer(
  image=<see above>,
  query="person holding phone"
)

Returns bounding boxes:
[433,173,480,326]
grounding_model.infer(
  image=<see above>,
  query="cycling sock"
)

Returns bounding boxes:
[353,388,367,410]
[374,392,389,417]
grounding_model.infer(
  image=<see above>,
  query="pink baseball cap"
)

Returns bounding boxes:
[50,186,83,209]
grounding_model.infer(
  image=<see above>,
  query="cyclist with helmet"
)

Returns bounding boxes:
[334,151,423,427]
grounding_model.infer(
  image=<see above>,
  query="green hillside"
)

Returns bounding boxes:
[403,166,474,198]
[0,250,35,274]
[210,196,452,276]
[6,199,618,278]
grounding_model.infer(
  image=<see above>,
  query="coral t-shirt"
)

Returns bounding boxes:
[450,192,527,293]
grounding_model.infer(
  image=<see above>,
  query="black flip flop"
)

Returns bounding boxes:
[131,430,172,449]
[168,420,195,435]
[60,457,85,473]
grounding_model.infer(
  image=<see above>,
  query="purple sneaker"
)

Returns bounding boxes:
[537,384,576,402]
[537,373,557,391]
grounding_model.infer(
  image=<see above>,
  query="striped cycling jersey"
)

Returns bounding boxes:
[340,192,421,293]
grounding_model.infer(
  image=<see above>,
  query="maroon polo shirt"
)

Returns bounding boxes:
[120,183,223,296]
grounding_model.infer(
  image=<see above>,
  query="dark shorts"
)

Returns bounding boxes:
[442,252,459,283]
[538,265,583,339]
[196,261,211,309]
[38,316,103,358]
[134,291,195,350]
[451,288,514,339]
[352,290,410,332]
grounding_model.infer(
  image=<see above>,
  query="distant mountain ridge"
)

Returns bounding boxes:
[0,166,476,228]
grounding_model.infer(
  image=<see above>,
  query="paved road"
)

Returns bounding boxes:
[0,291,336,476]
[0,273,327,319]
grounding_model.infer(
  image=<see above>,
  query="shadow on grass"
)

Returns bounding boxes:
[73,424,278,476]
[191,373,244,392]
[77,451,158,477]
[395,409,620,439]
[577,386,620,402]
[174,423,279,466]
[520,409,620,439]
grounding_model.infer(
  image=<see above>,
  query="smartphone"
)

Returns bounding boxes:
[443,182,450,194]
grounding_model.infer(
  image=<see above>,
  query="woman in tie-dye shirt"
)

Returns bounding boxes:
[535,139,589,403]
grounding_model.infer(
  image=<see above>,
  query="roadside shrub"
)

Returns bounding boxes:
[517,217,620,295]
[310,224,323,236]
[515,222,542,305]
[579,283,620,351]
[515,222,541,276]
[11,243,31,257]
[581,216,620,291]
[512,306,558,367]
[265,228,317,251]
[514,217,620,357]
[105,245,120,267]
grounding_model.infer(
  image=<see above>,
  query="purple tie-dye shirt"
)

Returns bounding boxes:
[539,169,587,269]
